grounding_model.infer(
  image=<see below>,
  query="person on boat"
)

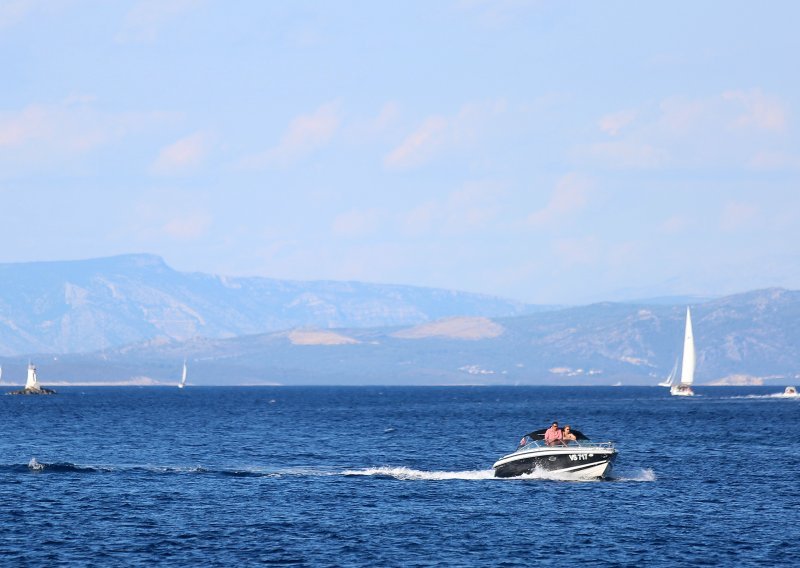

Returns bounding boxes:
[519,436,527,447]
[544,422,563,446]
[562,425,577,444]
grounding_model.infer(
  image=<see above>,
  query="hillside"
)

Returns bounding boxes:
[0,254,543,355]
[7,288,800,386]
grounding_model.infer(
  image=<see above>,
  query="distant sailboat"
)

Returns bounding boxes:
[670,307,696,397]
[178,360,188,389]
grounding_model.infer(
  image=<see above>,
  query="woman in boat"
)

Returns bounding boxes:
[562,425,577,443]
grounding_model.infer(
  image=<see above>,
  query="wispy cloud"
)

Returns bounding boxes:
[348,101,401,141]
[384,116,448,169]
[162,211,212,240]
[598,109,638,136]
[722,89,787,132]
[399,201,437,236]
[384,99,506,170]
[150,131,211,175]
[239,101,341,169]
[747,151,800,171]
[659,215,690,234]
[580,89,791,170]
[331,208,384,238]
[528,173,593,227]
[117,0,203,43]
[720,201,759,231]
[397,180,505,236]
[0,0,41,29]
[0,97,174,173]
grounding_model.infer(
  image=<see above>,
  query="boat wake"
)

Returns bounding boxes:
[608,468,657,482]
[12,459,655,483]
[342,466,494,480]
[728,393,800,400]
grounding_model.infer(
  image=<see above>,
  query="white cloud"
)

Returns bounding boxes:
[117,0,203,43]
[384,115,448,170]
[397,180,505,236]
[239,101,341,169]
[722,89,787,132]
[659,215,690,234]
[528,173,593,227]
[747,151,800,171]
[162,211,212,240]
[585,140,667,169]
[0,0,38,29]
[151,131,211,175]
[720,201,759,231]
[598,109,637,136]
[399,201,437,236]
[442,180,504,233]
[384,99,506,170]
[580,89,791,171]
[0,98,174,173]
[331,208,383,238]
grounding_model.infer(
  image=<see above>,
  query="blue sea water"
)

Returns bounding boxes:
[1,385,798,566]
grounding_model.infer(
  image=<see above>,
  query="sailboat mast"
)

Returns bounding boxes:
[680,307,696,386]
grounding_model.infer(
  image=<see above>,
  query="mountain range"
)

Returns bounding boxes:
[0,254,542,355]
[0,254,797,386]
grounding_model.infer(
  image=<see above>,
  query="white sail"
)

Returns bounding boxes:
[680,307,695,386]
[25,363,39,390]
[179,360,187,388]
[659,358,678,387]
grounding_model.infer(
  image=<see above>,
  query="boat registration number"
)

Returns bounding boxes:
[568,453,593,461]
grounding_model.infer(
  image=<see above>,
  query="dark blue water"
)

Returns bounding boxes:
[1,386,798,566]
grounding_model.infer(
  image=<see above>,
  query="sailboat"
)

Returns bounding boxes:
[178,360,188,389]
[670,307,696,397]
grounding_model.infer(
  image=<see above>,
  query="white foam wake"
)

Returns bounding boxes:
[342,466,495,480]
[728,393,800,400]
[611,468,657,482]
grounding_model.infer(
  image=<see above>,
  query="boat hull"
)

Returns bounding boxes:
[670,384,694,396]
[493,447,616,479]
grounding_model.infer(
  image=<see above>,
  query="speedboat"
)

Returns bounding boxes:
[778,386,798,398]
[493,428,617,479]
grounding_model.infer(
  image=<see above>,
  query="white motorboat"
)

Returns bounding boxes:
[493,428,617,479]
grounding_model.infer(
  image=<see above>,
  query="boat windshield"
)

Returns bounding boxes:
[515,437,613,452]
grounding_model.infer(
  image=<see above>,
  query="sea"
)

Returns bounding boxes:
[1,385,798,566]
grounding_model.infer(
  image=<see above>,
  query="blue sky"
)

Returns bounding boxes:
[1,1,799,304]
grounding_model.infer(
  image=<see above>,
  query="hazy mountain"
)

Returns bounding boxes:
[9,288,799,386]
[0,254,545,356]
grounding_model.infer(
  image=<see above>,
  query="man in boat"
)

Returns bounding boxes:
[544,421,563,446]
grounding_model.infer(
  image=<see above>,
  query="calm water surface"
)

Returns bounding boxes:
[1,386,798,566]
